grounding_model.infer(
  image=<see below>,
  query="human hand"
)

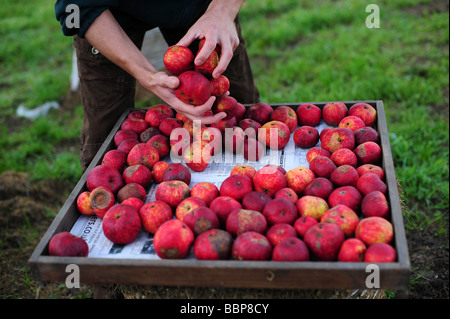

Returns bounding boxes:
[177,1,243,79]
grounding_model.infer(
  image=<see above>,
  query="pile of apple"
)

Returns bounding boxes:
[48,94,396,264]
[48,43,395,263]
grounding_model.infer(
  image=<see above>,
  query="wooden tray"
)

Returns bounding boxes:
[29,100,410,294]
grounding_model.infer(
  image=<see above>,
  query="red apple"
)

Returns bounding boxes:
[296,195,329,221]
[48,232,89,257]
[121,117,149,135]
[163,45,194,75]
[238,118,261,139]
[102,204,142,244]
[86,164,124,195]
[338,238,367,262]
[226,209,268,236]
[230,165,257,180]
[114,130,139,148]
[127,110,146,120]
[253,165,287,197]
[209,196,242,226]
[297,103,322,127]
[147,134,170,160]
[170,127,192,157]
[212,95,238,121]
[270,105,298,133]
[309,155,337,179]
[223,126,245,154]
[219,174,253,201]
[210,75,230,96]
[195,47,219,76]
[77,190,96,216]
[123,164,153,189]
[145,104,174,127]
[90,186,115,218]
[175,70,212,106]
[150,161,169,184]
[364,243,396,262]
[285,166,315,195]
[183,206,220,236]
[330,148,358,167]
[234,102,246,123]
[356,164,385,181]
[210,116,237,134]
[175,196,206,221]
[244,102,274,125]
[293,126,319,148]
[320,204,360,237]
[354,141,382,165]
[338,115,366,132]
[355,216,394,246]
[127,143,160,170]
[304,222,345,261]
[190,182,219,207]
[201,126,222,156]
[354,126,380,145]
[266,223,297,247]
[140,127,163,143]
[348,102,377,127]
[274,187,299,204]
[272,237,310,262]
[258,120,291,150]
[122,197,144,211]
[263,198,298,225]
[306,147,331,164]
[183,140,211,172]
[153,219,194,259]
[328,186,362,213]
[117,139,140,154]
[356,173,387,196]
[158,118,183,137]
[139,200,173,234]
[320,127,355,154]
[117,182,147,203]
[329,164,359,187]
[155,180,190,208]
[293,216,318,238]
[162,163,191,185]
[242,191,272,212]
[303,177,334,200]
[322,102,348,126]
[193,229,233,260]
[242,137,265,162]
[232,231,272,261]
[361,190,390,219]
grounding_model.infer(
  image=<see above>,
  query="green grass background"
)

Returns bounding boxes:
[0,0,448,297]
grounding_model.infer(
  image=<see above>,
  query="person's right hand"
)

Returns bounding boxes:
[140,71,227,124]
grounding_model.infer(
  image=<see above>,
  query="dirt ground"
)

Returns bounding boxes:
[0,152,448,299]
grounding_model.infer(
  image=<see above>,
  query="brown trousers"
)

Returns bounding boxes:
[74,17,260,172]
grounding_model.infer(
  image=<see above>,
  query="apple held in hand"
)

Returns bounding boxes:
[48,232,89,257]
[175,71,212,106]
[163,45,194,76]
[210,75,230,97]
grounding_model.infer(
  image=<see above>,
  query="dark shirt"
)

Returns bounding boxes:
[55,0,211,38]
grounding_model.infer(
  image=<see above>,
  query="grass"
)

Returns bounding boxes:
[0,0,448,298]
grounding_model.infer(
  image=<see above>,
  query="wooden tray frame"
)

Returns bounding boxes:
[29,100,410,294]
